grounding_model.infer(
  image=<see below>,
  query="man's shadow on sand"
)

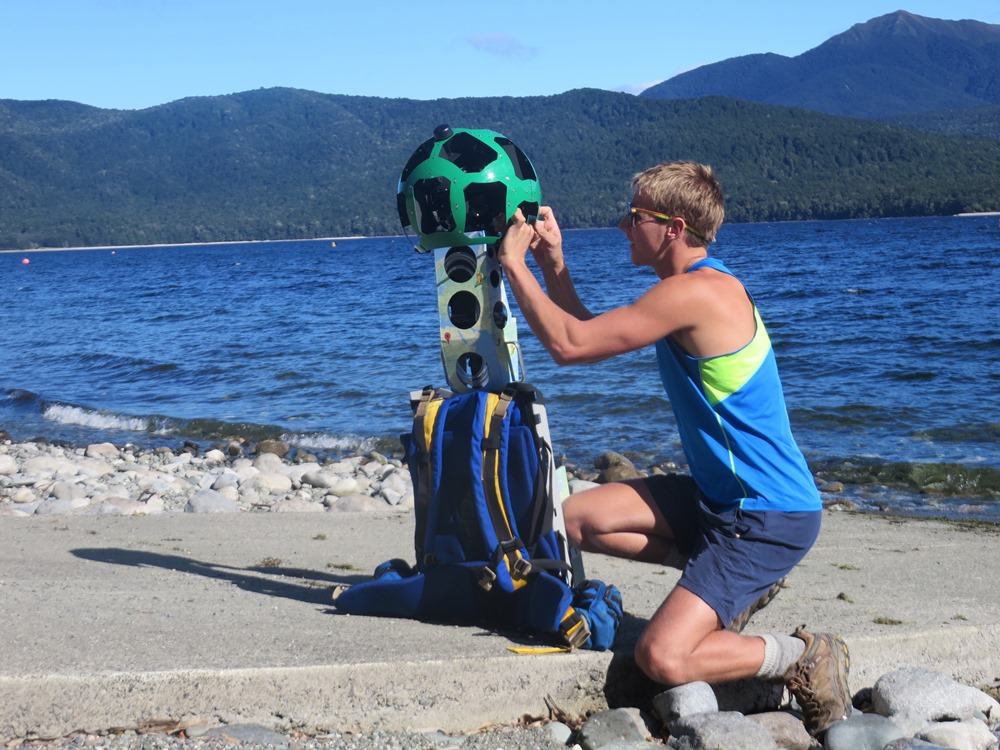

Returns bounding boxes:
[71,546,651,639]
[71,547,374,608]
[71,546,656,704]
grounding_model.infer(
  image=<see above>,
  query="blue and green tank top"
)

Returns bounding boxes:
[654,257,820,512]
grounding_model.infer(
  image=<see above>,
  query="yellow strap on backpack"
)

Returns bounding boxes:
[481,390,530,591]
[505,605,590,654]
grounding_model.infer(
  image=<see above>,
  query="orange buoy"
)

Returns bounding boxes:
[21,258,30,265]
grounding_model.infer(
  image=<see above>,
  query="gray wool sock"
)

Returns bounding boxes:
[755,634,806,679]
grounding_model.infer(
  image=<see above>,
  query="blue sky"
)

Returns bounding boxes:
[4,1,1000,110]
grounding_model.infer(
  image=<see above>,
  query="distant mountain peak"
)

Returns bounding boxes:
[641,11,1000,120]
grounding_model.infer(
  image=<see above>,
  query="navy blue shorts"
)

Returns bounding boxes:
[647,473,822,628]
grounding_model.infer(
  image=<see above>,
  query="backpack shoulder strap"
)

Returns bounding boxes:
[479,388,531,592]
[411,386,447,567]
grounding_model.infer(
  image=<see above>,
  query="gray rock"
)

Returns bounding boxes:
[274,498,325,513]
[239,487,264,507]
[252,451,285,473]
[578,707,650,750]
[379,486,405,505]
[147,477,177,495]
[918,718,998,750]
[652,682,718,726]
[824,712,905,750]
[256,439,290,458]
[50,480,88,501]
[667,711,779,750]
[87,496,153,516]
[327,493,389,512]
[883,739,945,749]
[301,469,337,488]
[254,471,293,495]
[184,488,239,513]
[873,667,1000,731]
[203,448,226,463]
[10,486,37,504]
[594,451,636,470]
[216,485,240,503]
[286,461,321,479]
[714,677,785,714]
[210,471,240,490]
[78,458,115,478]
[745,711,813,750]
[23,455,73,476]
[598,464,644,483]
[546,721,574,745]
[204,723,289,747]
[325,476,361,497]
[325,459,360,474]
[85,442,120,459]
[0,454,18,475]
[34,497,88,515]
[569,478,600,494]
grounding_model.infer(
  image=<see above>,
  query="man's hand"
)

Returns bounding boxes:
[528,206,565,270]
[498,208,536,268]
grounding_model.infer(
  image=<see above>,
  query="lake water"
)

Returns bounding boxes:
[3,215,999,520]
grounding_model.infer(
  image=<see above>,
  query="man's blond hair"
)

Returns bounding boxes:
[630,161,724,246]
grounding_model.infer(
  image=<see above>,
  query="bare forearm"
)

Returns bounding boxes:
[539,261,594,321]
[503,258,585,365]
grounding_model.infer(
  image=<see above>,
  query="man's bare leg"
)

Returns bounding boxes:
[635,584,766,685]
[562,478,682,564]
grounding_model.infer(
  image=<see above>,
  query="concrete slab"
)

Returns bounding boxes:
[1,510,997,739]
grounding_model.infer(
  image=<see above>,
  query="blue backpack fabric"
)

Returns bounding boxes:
[334,384,623,651]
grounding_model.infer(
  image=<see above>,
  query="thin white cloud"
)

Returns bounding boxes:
[613,80,664,95]
[613,61,706,95]
[466,33,539,58]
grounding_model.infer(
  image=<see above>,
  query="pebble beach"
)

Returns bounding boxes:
[2,436,999,750]
[0,438,414,518]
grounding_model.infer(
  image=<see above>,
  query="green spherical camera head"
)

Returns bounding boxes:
[397,125,541,252]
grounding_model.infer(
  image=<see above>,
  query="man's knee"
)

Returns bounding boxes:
[562,494,588,548]
[634,629,690,686]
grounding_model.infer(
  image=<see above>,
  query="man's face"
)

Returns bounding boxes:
[620,190,668,267]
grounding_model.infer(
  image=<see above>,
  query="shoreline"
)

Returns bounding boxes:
[2,434,998,529]
[5,213,997,255]
[0,436,414,517]
[1,235,373,255]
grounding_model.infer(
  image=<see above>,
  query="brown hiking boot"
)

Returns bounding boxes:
[727,577,786,633]
[783,625,851,736]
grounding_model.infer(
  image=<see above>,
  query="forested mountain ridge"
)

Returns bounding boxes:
[2,87,1000,250]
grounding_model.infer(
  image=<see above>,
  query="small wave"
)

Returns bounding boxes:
[3,388,42,408]
[283,432,403,457]
[914,423,1000,445]
[77,353,180,379]
[43,403,156,433]
[792,405,879,428]
[811,457,1000,499]
[180,418,285,443]
[888,370,938,382]
[145,363,179,374]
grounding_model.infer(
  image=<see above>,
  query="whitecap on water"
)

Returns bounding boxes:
[43,404,150,433]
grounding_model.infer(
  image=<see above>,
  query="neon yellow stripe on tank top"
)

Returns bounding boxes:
[697,308,771,406]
